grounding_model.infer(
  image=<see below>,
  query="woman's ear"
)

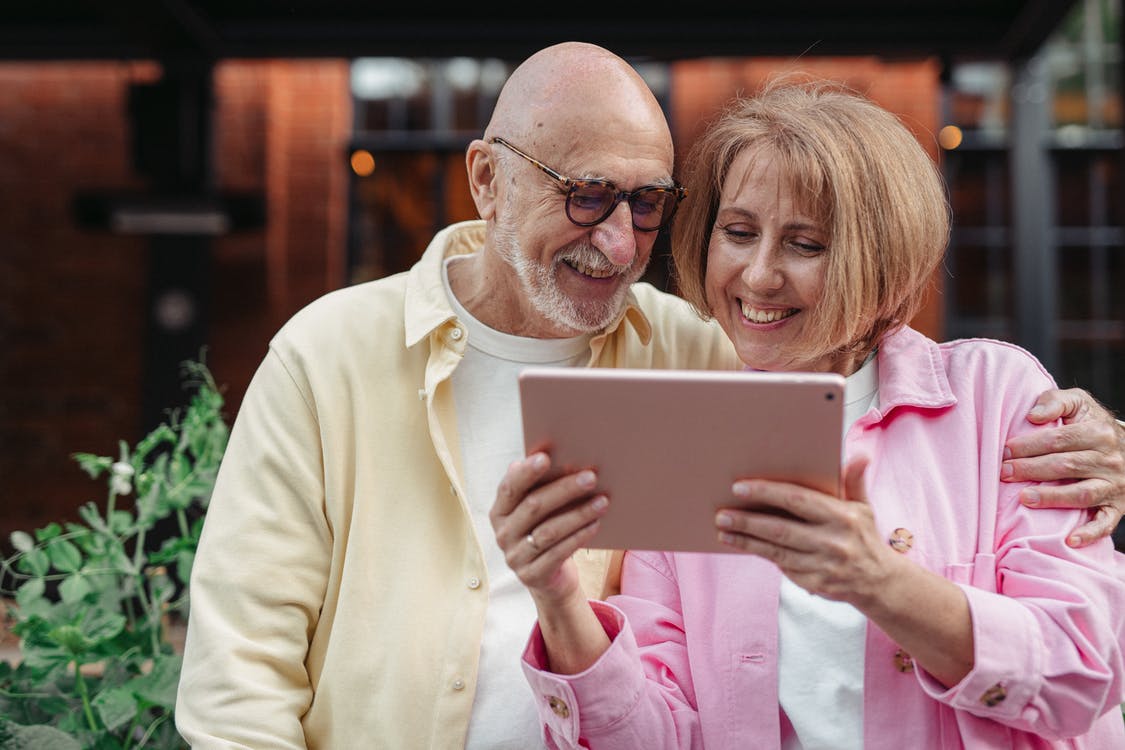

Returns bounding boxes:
[466,139,497,220]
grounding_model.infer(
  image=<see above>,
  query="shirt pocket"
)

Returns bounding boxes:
[944,553,998,593]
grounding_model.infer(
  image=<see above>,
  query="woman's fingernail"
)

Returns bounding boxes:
[1021,489,1040,507]
[1003,446,1012,460]
[731,481,750,497]
[1000,462,1013,480]
[531,453,548,470]
[577,470,596,489]
[1067,534,1082,548]
[716,513,733,528]
[591,494,608,511]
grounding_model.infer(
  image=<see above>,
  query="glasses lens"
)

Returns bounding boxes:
[565,182,681,230]
[629,188,677,231]
[566,182,616,226]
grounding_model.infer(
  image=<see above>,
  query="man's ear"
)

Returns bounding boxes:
[466,139,497,220]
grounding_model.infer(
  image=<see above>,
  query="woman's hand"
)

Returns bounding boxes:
[713,457,898,605]
[716,456,974,685]
[489,451,613,674]
[489,452,608,607]
[1003,387,1125,547]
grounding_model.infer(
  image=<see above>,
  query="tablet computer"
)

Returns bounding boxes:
[518,367,845,554]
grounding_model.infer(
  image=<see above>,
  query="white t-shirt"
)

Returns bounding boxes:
[779,353,880,750]
[444,257,591,749]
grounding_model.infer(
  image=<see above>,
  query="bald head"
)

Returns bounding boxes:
[486,42,673,164]
[456,42,676,337]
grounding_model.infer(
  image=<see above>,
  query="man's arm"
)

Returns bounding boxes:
[176,348,331,748]
[1002,387,1125,547]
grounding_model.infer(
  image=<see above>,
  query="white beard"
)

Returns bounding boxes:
[493,219,647,335]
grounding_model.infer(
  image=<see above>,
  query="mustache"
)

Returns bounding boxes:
[556,242,633,274]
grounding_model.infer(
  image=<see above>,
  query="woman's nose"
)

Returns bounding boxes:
[741,245,784,291]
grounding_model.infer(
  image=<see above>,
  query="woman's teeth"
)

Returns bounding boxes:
[740,302,797,323]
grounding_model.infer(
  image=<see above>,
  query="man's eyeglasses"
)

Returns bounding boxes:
[490,137,686,232]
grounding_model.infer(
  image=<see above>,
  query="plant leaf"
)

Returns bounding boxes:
[34,523,62,543]
[132,653,182,711]
[15,576,46,609]
[82,610,127,644]
[18,548,50,578]
[0,719,82,750]
[78,502,109,534]
[48,624,92,656]
[47,539,83,573]
[73,452,113,479]
[92,686,138,732]
[10,530,35,553]
[58,574,92,605]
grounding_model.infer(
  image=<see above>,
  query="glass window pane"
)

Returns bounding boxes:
[949,244,1013,320]
[1058,341,1125,415]
[1058,245,1093,318]
[947,153,1008,227]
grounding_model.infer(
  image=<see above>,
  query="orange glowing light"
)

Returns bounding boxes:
[350,149,376,176]
[938,125,963,150]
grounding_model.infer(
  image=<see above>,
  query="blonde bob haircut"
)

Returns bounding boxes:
[671,77,951,364]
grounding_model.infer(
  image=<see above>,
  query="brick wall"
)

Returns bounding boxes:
[0,60,350,544]
[1,62,153,544]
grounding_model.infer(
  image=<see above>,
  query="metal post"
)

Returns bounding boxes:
[1009,54,1058,374]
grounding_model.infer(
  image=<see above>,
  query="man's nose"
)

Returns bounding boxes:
[590,201,637,267]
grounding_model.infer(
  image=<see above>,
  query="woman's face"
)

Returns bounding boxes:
[704,148,856,375]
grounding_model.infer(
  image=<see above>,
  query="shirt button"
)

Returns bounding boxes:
[888,527,914,553]
[467,577,481,590]
[893,648,914,673]
[450,326,463,340]
[980,683,1007,706]
[452,678,466,691]
[546,695,570,718]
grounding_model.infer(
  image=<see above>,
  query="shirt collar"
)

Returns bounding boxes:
[874,325,957,412]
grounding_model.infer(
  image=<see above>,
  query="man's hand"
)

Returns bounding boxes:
[1002,387,1125,547]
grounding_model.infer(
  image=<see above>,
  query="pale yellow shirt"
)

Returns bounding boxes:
[175,220,740,749]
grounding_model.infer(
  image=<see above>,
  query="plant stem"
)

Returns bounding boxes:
[176,508,190,538]
[73,662,99,731]
[123,714,140,750]
[134,712,170,748]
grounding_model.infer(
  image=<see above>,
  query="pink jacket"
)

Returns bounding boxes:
[522,327,1125,749]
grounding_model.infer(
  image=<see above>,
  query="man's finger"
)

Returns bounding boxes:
[1018,478,1111,510]
[1001,449,1110,484]
[1004,421,1117,462]
[1064,505,1122,548]
[1025,387,1091,425]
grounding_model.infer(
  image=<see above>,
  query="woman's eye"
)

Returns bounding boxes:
[719,224,756,240]
[792,240,826,254]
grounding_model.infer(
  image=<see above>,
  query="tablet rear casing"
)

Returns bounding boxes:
[518,367,845,554]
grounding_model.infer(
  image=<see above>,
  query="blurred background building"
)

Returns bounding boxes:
[1,1,1122,547]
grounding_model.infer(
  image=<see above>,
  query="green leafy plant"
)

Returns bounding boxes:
[0,360,228,749]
